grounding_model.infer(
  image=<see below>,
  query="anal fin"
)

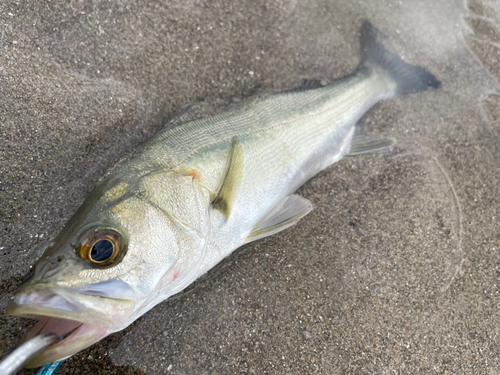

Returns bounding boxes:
[246,195,313,243]
[346,132,394,157]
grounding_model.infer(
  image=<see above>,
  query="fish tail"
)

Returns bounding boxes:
[359,21,441,97]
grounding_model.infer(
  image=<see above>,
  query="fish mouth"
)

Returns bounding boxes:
[6,286,136,368]
[18,317,108,368]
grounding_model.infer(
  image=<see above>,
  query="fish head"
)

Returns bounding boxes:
[6,170,211,367]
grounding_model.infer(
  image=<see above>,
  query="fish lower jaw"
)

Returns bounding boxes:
[21,316,110,368]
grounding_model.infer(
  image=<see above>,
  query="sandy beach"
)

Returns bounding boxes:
[1,0,499,373]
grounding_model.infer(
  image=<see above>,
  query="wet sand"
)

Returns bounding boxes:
[1,0,499,373]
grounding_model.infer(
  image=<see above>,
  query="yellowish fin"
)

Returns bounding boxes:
[212,136,245,218]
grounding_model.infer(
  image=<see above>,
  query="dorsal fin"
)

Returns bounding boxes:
[288,78,327,93]
[246,194,313,243]
[212,136,245,218]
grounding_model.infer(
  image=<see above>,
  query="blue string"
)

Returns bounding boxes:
[36,361,63,375]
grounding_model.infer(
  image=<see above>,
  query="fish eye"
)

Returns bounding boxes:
[90,240,114,262]
[78,228,125,267]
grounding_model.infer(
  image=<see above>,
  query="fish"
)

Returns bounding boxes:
[5,21,440,368]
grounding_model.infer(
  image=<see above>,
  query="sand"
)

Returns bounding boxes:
[1,0,499,373]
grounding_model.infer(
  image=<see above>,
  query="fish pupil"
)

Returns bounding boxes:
[90,240,114,262]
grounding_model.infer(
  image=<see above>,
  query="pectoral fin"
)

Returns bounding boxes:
[246,194,313,243]
[212,136,245,218]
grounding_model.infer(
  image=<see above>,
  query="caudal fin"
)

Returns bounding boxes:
[360,21,441,97]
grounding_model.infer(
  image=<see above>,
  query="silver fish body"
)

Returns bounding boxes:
[5,22,440,367]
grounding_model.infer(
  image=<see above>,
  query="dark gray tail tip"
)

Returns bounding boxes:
[427,75,442,89]
[360,21,441,96]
